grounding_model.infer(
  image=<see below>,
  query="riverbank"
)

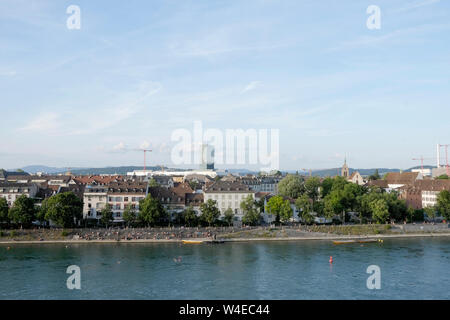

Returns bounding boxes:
[1,233,450,245]
[0,224,449,244]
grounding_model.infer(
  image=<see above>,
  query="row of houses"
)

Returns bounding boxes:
[365,171,450,210]
[0,170,283,224]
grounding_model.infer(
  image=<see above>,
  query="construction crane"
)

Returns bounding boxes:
[438,144,450,176]
[411,156,435,171]
[134,148,152,171]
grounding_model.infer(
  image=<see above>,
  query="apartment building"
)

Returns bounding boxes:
[0,182,38,206]
[83,182,148,222]
[398,180,450,209]
[107,182,147,221]
[204,180,254,219]
[419,180,450,208]
[83,185,108,220]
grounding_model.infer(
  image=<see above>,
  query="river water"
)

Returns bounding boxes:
[1,238,449,299]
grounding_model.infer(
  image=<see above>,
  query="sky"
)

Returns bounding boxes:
[1,0,449,171]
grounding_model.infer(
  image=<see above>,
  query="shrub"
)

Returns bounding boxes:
[61,230,69,237]
[9,230,17,237]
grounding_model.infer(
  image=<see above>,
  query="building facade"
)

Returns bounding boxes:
[0,182,38,206]
[204,181,255,219]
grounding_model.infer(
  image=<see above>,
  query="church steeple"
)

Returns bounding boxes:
[341,157,349,178]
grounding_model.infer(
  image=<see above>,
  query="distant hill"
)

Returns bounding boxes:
[300,168,402,178]
[15,164,435,177]
[70,166,159,175]
[303,166,434,178]
[18,165,70,174]
[17,165,186,175]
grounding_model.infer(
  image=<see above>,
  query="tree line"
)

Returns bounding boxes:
[1,176,449,229]
[273,174,450,224]
[0,192,264,229]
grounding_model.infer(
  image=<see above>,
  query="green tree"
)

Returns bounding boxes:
[407,207,424,222]
[241,195,260,226]
[371,199,389,224]
[42,192,83,228]
[36,198,48,225]
[321,177,334,198]
[330,176,349,192]
[436,175,449,180]
[323,190,345,219]
[123,204,137,227]
[183,206,197,227]
[100,204,114,227]
[254,198,265,213]
[138,195,166,227]
[424,206,437,221]
[0,197,9,225]
[295,194,314,224]
[8,195,36,228]
[266,195,284,223]
[223,208,234,226]
[304,177,321,204]
[200,199,220,226]
[369,169,381,181]
[279,200,293,223]
[436,190,450,220]
[383,192,408,222]
[277,174,305,199]
[148,178,159,187]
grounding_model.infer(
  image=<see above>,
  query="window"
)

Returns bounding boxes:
[124,197,128,202]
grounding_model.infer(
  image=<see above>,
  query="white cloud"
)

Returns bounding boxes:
[112,142,127,153]
[241,81,262,94]
[328,23,450,52]
[19,112,62,135]
[18,81,162,136]
[0,70,16,76]
[391,0,440,13]
[139,141,151,150]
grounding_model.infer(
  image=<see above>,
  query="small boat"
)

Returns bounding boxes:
[182,240,204,244]
[205,240,225,244]
[333,239,382,245]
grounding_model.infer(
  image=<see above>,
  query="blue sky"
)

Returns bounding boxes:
[1,0,449,171]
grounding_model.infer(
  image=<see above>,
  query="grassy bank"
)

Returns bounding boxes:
[1,224,448,242]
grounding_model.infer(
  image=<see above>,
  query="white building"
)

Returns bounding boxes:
[385,172,423,189]
[0,182,38,206]
[83,185,108,220]
[83,182,148,222]
[204,180,255,220]
[347,171,365,185]
[128,169,217,179]
[106,182,147,222]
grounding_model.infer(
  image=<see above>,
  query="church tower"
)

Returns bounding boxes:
[341,158,349,178]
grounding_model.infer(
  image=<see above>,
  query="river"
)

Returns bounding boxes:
[1,238,449,299]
